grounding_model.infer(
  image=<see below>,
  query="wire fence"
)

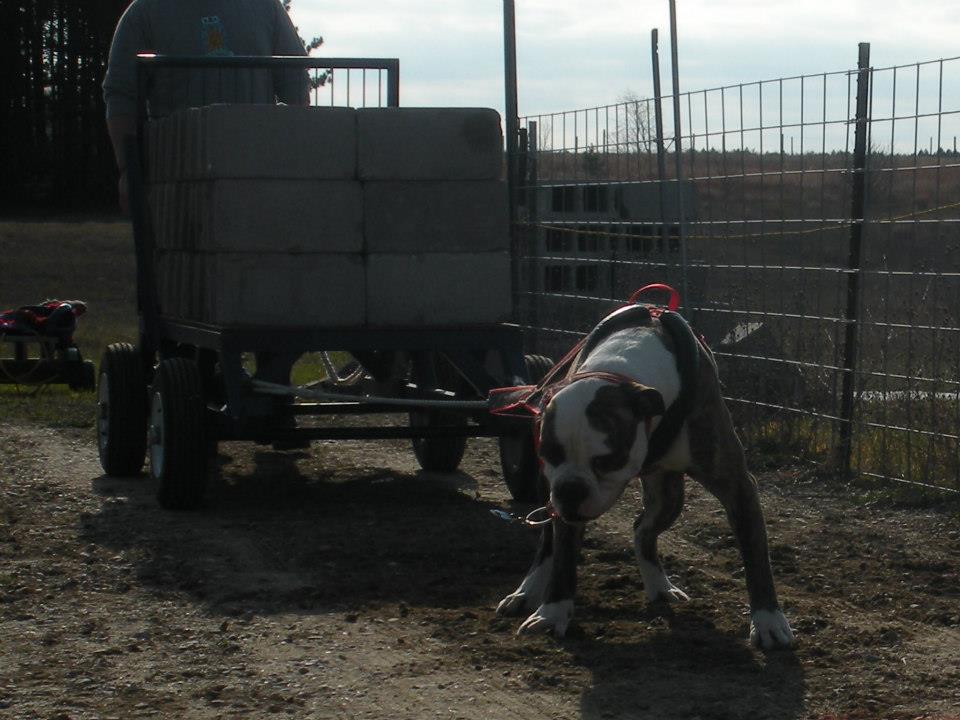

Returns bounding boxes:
[514,45,960,495]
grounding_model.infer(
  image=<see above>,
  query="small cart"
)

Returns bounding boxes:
[0,302,95,392]
[96,55,545,509]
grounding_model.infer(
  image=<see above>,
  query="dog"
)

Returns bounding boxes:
[496,305,795,649]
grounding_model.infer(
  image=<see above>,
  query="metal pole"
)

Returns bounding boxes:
[386,59,400,107]
[838,42,871,476]
[651,29,668,258]
[528,121,540,347]
[503,0,521,321]
[668,0,690,316]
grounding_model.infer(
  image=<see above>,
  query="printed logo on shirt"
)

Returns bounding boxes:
[200,16,233,56]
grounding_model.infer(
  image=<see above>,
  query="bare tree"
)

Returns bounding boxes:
[617,90,653,153]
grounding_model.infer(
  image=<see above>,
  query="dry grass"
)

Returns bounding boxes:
[1,220,139,430]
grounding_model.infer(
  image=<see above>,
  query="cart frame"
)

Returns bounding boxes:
[115,54,532,472]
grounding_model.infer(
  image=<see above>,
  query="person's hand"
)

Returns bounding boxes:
[118,170,130,216]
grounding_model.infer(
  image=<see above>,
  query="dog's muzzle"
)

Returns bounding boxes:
[550,473,592,523]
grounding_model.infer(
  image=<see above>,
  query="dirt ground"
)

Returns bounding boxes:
[1,419,959,720]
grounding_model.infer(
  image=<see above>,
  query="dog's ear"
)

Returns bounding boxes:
[623,382,665,418]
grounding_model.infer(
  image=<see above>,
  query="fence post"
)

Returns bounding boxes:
[668,0,690,317]
[502,0,521,323]
[838,42,871,476]
[651,29,669,257]
[527,121,540,349]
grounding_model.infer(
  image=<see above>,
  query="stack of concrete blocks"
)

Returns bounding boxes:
[357,107,511,325]
[147,104,511,328]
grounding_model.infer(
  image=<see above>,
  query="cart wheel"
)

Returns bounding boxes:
[499,354,555,502]
[150,358,207,510]
[410,410,468,473]
[69,360,96,391]
[97,343,148,477]
[409,354,468,473]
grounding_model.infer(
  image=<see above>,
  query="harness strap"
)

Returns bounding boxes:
[642,310,701,470]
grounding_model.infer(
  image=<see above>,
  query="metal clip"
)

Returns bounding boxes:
[489,506,554,527]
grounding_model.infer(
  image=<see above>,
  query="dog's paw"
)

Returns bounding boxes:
[652,585,691,604]
[496,590,534,617]
[749,608,795,650]
[639,560,690,604]
[517,601,574,638]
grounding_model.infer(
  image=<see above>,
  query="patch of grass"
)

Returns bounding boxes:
[740,413,835,470]
[740,407,960,503]
[1,220,138,430]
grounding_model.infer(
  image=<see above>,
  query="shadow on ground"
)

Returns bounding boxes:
[571,613,806,720]
[81,449,536,617]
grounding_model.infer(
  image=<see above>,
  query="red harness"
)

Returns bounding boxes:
[489,284,687,469]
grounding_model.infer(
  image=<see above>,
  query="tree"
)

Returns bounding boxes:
[617,90,653,153]
[283,0,327,89]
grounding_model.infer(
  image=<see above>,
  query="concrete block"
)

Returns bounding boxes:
[155,251,366,326]
[155,250,194,319]
[146,105,357,181]
[363,181,509,253]
[201,252,366,327]
[357,108,503,180]
[366,252,512,326]
[198,104,357,179]
[148,180,363,253]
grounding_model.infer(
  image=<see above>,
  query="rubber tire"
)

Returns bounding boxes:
[499,353,555,503]
[410,355,468,473]
[69,360,96,391]
[150,358,208,510]
[97,343,148,477]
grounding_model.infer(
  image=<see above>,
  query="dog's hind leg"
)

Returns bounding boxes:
[516,518,584,637]
[634,470,690,603]
[497,523,553,617]
[689,416,794,649]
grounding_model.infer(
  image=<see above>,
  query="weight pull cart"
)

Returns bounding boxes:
[95,55,546,509]
[0,301,96,392]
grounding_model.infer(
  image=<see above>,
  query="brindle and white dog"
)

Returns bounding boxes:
[497,310,795,649]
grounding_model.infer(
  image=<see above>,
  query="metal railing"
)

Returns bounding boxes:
[513,44,960,495]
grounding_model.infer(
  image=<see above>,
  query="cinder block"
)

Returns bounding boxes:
[366,252,512,326]
[146,105,357,181]
[364,181,509,253]
[154,250,193,319]
[357,108,503,180]
[149,180,363,253]
[201,253,366,327]
[155,251,365,326]
[198,105,357,179]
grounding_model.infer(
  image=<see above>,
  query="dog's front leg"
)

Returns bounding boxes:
[496,523,553,617]
[516,519,583,637]
[634,470,690,603]
[699,468,794,649]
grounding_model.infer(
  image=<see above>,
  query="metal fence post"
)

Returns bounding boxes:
[527,121,540,348]
[668,0,690,317]
[651,29,669,256]
[502,0,521,323]
[838,42,872,476]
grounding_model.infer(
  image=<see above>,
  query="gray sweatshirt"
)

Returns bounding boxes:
[103,0,308,119]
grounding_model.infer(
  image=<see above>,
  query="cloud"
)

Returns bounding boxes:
[287,0,960,117]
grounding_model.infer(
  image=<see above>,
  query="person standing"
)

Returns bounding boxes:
[103,0,308,213]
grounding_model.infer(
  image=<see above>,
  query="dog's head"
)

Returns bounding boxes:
[539,378,665,523]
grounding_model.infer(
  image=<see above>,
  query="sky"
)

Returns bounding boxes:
[288,1,960,153]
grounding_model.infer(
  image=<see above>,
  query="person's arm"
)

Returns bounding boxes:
[102,1,149,212]
[107,115,136,214]
[272,1,309,106]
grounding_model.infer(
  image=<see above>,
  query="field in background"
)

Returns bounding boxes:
[0,221,331,430]
[0,221,138,428]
